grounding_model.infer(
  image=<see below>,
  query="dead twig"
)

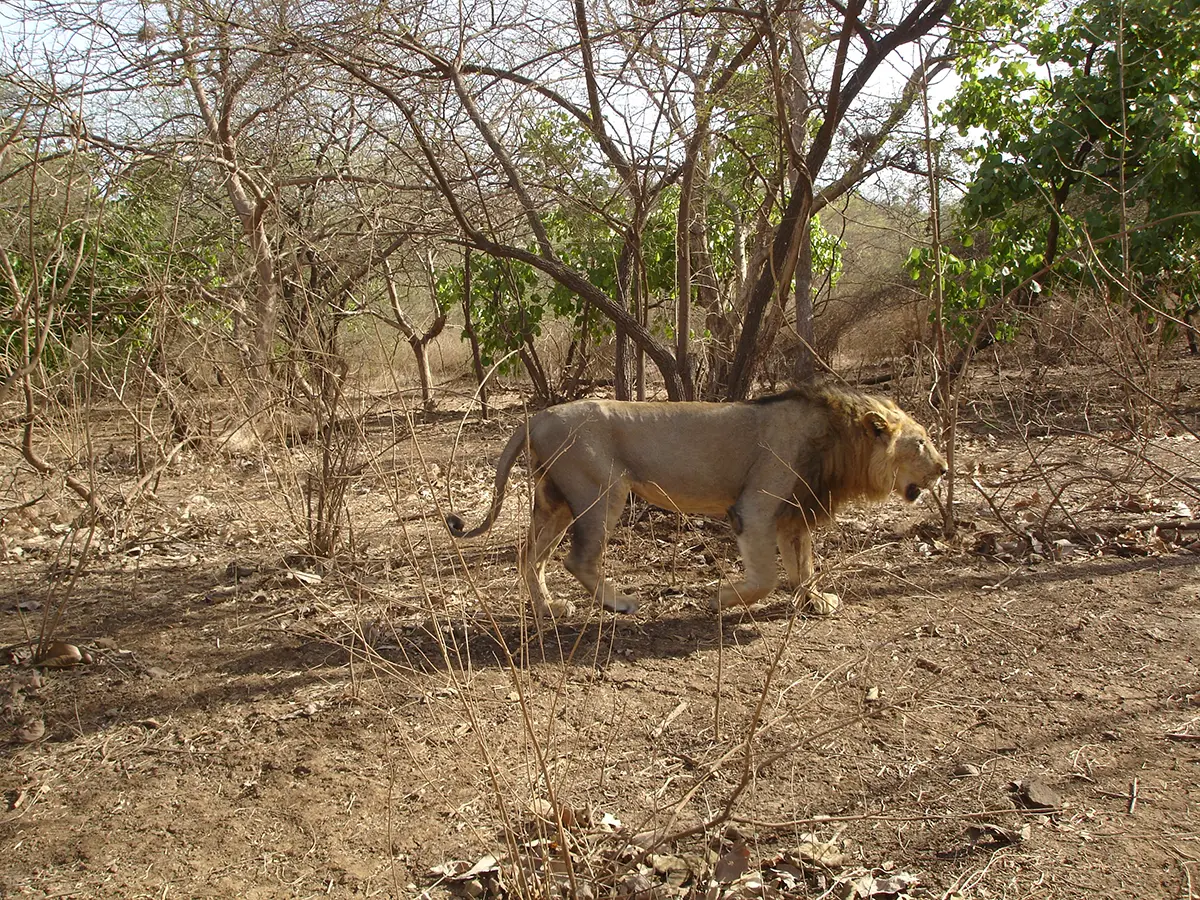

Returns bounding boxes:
[732,805,1061,832]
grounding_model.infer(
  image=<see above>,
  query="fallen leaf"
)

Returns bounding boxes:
[842,870,921,898]
[792,836,846,869]
[34,641,84,667]
[280,569,322,587]
[14,717,45,743]
[965,822,1029,846]
[712,841,751,883]
[630,829,664,850]
[430,853,501,882]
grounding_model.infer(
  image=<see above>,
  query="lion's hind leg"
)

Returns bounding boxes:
[562,484,639,615]
[522,480,575,622]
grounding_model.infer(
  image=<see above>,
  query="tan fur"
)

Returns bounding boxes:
[446,384,947,621]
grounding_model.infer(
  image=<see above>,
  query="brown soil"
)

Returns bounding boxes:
[2,359,1199,899]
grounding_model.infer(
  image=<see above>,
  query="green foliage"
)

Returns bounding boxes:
[1,156,219,372]
[905,244,1021,344]
[437,255,549,372]
[809,215,844,296]
[444,202,683,370]
[928,0,1200,339]
[453,86,844,369]
[707,69,843,300]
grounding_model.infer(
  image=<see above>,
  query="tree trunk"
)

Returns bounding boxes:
[725,177,813,400]
[461,251,489,419]
[792,224,817,383]
[676,161,693,401]
[385,259,447,412]
[635,262,646,401]
[614,236,637,400]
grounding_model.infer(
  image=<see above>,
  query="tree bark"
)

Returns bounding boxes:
[792,224,817,383]
[461,251,489,419]
[725,176,813,400]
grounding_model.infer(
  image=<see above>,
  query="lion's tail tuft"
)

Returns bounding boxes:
[443,421,532,541]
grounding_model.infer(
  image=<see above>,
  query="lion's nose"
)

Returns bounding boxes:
[939,463,948,477]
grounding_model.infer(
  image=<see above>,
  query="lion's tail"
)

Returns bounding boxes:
[445,422,531,540]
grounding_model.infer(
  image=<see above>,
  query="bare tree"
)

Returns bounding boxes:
[383,253,446,412]
[722,0,953,398]
[303,0,955,399]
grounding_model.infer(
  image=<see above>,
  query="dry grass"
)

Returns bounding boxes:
[2,321,1199,898]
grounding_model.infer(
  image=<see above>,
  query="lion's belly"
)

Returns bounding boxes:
[627,479,735,517]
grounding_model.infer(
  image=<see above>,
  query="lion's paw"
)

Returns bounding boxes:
[713,584,755,610]
[534,598,575,623]
[603,594,640,615]
[713,587,736,610]
[801,590,841,616]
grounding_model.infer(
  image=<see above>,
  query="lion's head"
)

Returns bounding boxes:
[861,403,948,504]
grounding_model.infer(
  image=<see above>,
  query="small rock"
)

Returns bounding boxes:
[952,763,981,778]
[650,854,692,887]
[915,656,944,674]
[1012,777,1061,811]
[616,872,654,898]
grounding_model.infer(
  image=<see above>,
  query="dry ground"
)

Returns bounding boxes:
[2,357,1199,899]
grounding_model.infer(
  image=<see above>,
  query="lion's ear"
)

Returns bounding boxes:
[862,411,892,439]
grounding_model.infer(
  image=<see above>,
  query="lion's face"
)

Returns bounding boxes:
[886,415,948,502]
[863,407,947,503]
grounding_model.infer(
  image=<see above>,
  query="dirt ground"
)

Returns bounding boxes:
[2,355,1199,899]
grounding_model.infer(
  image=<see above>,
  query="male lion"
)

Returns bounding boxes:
[446,384,947,621]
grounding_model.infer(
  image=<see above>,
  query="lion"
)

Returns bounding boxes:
[446,383,947,621]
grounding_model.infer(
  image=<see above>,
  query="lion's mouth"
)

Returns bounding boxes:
[904,483,922,503]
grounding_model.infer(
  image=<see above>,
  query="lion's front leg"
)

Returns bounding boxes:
[714,516,779,610]
[776,516,839,616]
[777,516,814,588]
